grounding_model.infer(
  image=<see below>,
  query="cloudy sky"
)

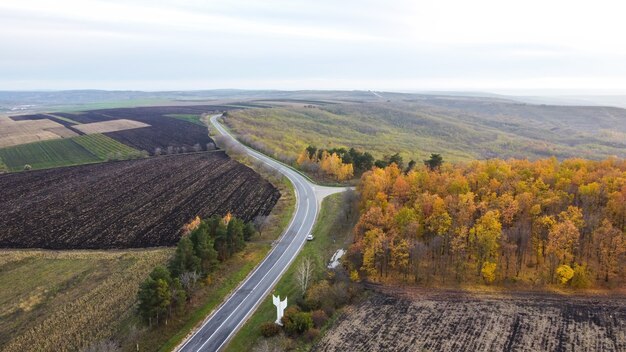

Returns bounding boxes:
[1,0,626,93]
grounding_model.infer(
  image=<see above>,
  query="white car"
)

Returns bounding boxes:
[306,234,314,241]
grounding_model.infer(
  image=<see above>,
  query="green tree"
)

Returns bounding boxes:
[191,223,219,275]
[243,222,256,241]
[169,236,200,277]
[424,153,444,171]
[227,218,246,256]
[137,266,173,326]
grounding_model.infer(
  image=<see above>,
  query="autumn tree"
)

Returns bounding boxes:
[352,158,626,288]
[470,210,502,274]
[594,219,626,282]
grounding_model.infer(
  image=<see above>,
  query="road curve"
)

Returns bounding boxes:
[177,114,345,352]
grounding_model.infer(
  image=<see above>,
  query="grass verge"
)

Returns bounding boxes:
[224,192,356,352]
[117,175,296,351]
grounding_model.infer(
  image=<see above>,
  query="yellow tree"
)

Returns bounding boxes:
[594,219,626,282]
[470,210,502,273]
[337,162,354,181]
[296,150,310,165]
[362,228,385,278]
[546,219,580,283]
[391,238,410,279]
[425,196,452,237]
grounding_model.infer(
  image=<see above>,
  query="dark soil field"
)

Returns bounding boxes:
[54,105,226,153]
[315,286,626,352]
[0,151,280,249]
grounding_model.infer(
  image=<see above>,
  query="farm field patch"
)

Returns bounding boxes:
[72,119,150,134]
[314,287,626,352]
[0,152,280,249]
[0,116,77,148]
[0,137,100,171]
[54,105,223,153]
[73,133,139,159]
[165,113,205,126]
[0,249,172,352]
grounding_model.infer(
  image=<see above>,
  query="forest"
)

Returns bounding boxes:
[347,157,626,288]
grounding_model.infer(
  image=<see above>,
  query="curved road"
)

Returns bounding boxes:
[177,114,346,352]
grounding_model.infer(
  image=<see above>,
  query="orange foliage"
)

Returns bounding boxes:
[349,158,626,287]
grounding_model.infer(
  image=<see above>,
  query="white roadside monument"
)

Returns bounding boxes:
[272,294,287,325]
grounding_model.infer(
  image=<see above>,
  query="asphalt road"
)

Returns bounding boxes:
[177,114,345,352]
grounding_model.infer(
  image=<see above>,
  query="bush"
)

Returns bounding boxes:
[292,312,313,333]
[260,322,280,337]
[311,310,328,328]
[571,264,591,288]
[481,261,497,283]
[304,328,320,342]
[283,308,313,335]
[556,264,575,284]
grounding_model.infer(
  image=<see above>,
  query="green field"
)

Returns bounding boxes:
[226,100,626,164]
[73,134,139,159]
[165,113,205,126]
[0,138,101,171]
[0,134,140,172]
[225,192,358,352]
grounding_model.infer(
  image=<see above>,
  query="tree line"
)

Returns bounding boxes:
[296,145,424,181]
[137,214,255,326]
[348,157,626,288]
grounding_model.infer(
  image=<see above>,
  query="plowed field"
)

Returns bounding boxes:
[0,152,280,249]
[315,286,626,352]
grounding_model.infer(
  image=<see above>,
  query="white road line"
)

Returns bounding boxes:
[197,199,310,351]
[179,114,340,352]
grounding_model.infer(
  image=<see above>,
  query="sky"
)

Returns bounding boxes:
[1,0,626,93]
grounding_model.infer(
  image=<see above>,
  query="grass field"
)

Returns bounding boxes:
[226,100,626,164]
[0,134,139,171]
[73,133,139,159]
[0,249,172,352]
[0,138,100,171]
[165,113,205,126]
[225,192,358,352]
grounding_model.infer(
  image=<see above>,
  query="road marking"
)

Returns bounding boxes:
[181,115,315,352]
[213,185,318,352]
[197,198,310,351]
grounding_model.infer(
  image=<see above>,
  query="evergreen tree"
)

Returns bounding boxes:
[169,237,200,277]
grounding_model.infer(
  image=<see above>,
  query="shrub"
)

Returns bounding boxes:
[311,310,328,328]
[260,322,280,337]
[350,270,360,282]
[304,328,320,342]
[481,261,497,283]
[556,264,575,284]
[23,164,32,171]
[283,309,313,335]
[292,312,313,334]
[571,264,591,288]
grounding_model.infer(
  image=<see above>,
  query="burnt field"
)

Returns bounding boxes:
[52,105,226,153]
[315,286,626,352]
[0,151,280,249]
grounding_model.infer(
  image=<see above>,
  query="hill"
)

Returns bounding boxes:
[224,97,626,163]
